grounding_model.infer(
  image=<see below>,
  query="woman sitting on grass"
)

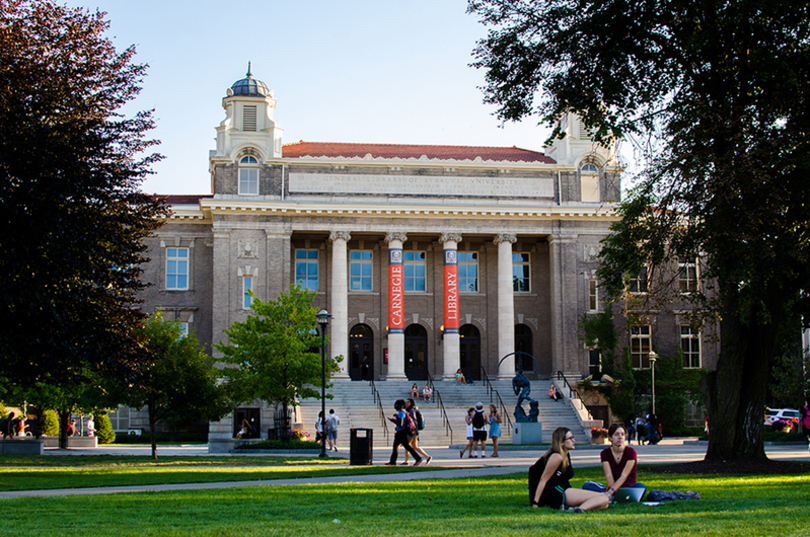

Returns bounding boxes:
[583,423,646,502]
[529,427,610,513]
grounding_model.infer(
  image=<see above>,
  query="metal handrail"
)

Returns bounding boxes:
[480,366,513,433]
[425,364,453,445]
[556,371,594,420]
[369,377,390,445]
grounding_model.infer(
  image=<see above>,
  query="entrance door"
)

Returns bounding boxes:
[349,324,374,381]
[404,324,428,380]
[234,407,261,439]
[459,324,480,381]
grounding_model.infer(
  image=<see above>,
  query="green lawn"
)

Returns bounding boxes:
[1,464,808,536]
[0,455,436,491]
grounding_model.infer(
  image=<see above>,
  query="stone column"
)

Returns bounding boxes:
[330,231,351,378]
[209,228,233,441]
[440,233,462,379]
[549,234,579,375]
[385,232,407,380]
[495,233,517,379]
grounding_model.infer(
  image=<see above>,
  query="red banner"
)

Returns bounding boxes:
[444,251,459,332]
[389,262,404,333]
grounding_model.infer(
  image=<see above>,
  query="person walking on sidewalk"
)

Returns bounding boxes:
[471,402,487,458]
[459,407,475,458]
[387,399,423,466]
[402,398,432,465]
[326,409,340,452]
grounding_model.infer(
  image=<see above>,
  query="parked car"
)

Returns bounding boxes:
[764,408,800,426]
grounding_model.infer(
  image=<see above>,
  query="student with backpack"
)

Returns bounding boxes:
[529,427,610,512]
[386,399,423,466]
[402,398,432,465]
[471,402,488,458]
[326,409,340,452]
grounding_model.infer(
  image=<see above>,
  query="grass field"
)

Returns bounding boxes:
[1,460,808,536]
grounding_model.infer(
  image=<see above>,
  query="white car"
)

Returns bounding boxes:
[764,408,800,426]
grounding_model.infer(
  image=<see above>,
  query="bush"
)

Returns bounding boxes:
[234,439,322,450]
[42,410,59,436]
[96,414,116,444]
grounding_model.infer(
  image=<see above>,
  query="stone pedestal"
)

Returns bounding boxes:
[208,438,240,453]
[513,422,542,445]
[0,438,44,455]
[42,436,98,448]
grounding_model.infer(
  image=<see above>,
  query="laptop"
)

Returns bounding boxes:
[612,486,646,503]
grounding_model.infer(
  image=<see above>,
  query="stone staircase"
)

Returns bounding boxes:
[296,379,590,449]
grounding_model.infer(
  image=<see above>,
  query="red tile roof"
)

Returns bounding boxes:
[281,141,555,163]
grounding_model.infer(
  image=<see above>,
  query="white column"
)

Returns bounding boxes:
[330,231,351,378]
[440,233,462,379]
[385,232,408,380]
[495,233,517,379]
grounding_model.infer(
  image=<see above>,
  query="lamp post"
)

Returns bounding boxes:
[316,308,332,458]
[649,350,658,416]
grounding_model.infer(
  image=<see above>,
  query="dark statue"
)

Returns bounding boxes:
[512,366,538,423]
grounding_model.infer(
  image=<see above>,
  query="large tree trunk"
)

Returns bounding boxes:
[58,409,70,449]
[149,404,158,461]
[703,293,775,460]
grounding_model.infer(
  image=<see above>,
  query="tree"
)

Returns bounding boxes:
[216,285,342,428]
[127,313,231,460]
[469,0,810,460]
[0,1,167,391]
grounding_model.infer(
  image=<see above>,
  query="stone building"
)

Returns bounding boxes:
[128,68,714,438]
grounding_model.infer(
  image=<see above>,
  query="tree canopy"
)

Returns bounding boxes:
[469,0,810,459]
[216,285,341,422]
[0,1,167,389]
[129,313,231,460]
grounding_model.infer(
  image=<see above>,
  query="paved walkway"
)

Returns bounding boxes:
[2,440,807,499]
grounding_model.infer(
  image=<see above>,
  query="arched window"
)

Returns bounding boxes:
[239,155,259,195]
[580,163,599,202]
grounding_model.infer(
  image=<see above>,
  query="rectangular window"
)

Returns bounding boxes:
[589,279,598,311]
[581,174,600,202]
[177,321,189,338]
[458,252,478,293]
[628,266,648,294]
[349,250,373,291]
[680,325,701,368]
[403,251,426,292]
[678,256,698,293]
[107,406,130,432]
[165,247,189,290]
[295,249,319,290]
[589,349,601,378]
[630,325,651,368]
[243,275,253,309]
[239,168,258,195]
[512,253,530,293]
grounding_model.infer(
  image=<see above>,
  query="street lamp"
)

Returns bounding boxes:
[649,350,658,416]
[316,308,332,458]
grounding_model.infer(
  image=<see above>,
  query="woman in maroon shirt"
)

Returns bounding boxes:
[584,423,646,501]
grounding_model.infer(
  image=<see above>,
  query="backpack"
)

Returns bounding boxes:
[328,414,338,429]
[528,456,547,505]
[402,410,416,432]
[416,409,425,431]
[472,409,485,429]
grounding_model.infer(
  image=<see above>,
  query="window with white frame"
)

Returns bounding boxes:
[165,247,189,290]
[403,251,426,292]
[243,275,253,309]
[628,266,648,294]
[630,325,651,368]
[512,252,530,292]
[458,251,478,293]
[107,406,130,432]
[678,256,698,293]
[589,278,598,311]
[295,249,319,290]
[680,325,701,368]
[177,321,189,338]
[349,250,372,291]
[581,163,600,202]
[238,155,259,195]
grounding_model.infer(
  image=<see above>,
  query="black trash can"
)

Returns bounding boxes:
[350,428,373,465]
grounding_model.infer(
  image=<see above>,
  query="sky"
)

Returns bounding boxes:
[63,0,561,195]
